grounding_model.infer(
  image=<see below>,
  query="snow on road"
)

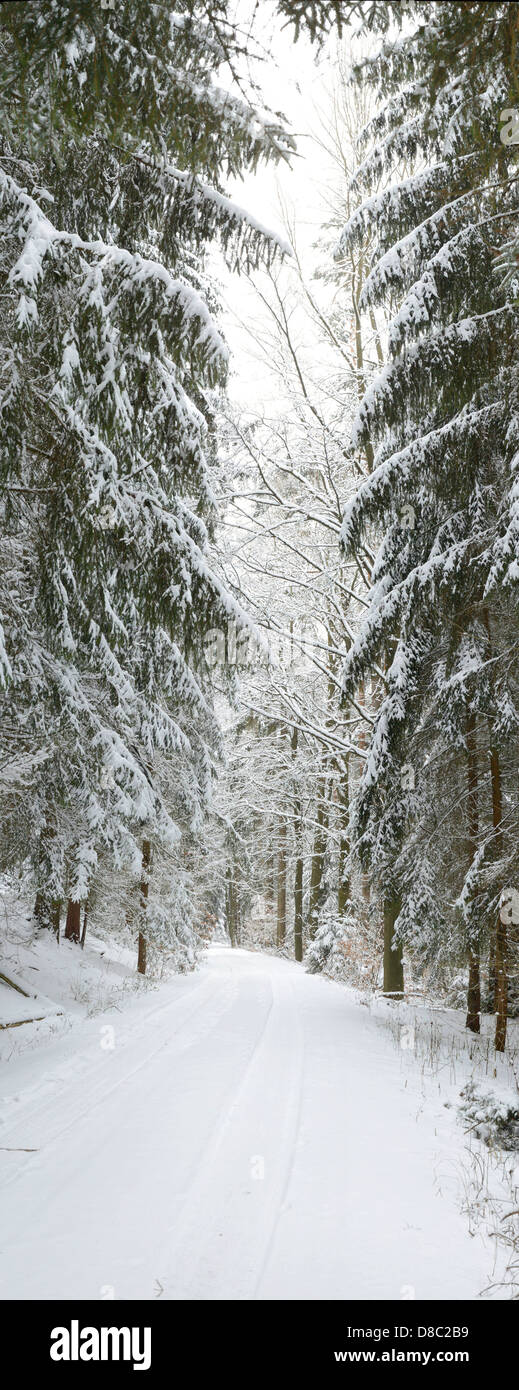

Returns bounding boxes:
[0,946,498,1300]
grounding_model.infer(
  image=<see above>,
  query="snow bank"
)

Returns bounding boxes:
[0,885,146,1061]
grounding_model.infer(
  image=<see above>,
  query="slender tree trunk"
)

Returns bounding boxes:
[466,953,481,1034]
[308,778,328,937]
[34,891,46,927]
[495,912,508,1053]
[293,796,303,963]
[490,745,507,1051]
[64,899,81,943]
[234,857,242,947]
[138,839,151,976]
[294,848,303,962]
[226,867,233,945]
[226,863,237,946]
[267,837,276,907]
[465,711,481,1033]
[352,255,375,474]
[488,937,497,1014]
[291,727,303,962]
[52,901,61,942]
[80,902,88,950]
[383,894,404,997]
[338,854,350,914]
[137,930,147,975]
[482,610,508,1051]
[276,817,287,947]
[337,758,350,915]
[356,679,371,904]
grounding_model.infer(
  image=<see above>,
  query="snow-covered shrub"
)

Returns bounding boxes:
[305,908,376,988]
[444,973,470,1011]
[459,1082,519,1151]
[243,914,278,953]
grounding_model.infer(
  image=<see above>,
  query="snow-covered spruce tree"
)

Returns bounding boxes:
[0,2,292,969]
[330,2,519,1045]
[304,903,378,990]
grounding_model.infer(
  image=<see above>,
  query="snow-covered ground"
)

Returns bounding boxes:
[0,888,152,1061]
[0,940,514,1300]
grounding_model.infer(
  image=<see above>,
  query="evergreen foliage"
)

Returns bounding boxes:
[0,1,292,959]
[333,2,519,1043]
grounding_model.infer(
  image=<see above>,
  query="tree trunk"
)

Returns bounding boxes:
[34,891,46,927]
[294,851,303,962]
[352,255,375,474]
[356,680,371,903]
[487,937,497,1014]
[291,727,303,961]
[266,839,276,906]
[337,758,350,915]
[34,891,60,937]
[490,744,507,1051]
[234,857,242,946]
[495,913,508,1053]
[138,839,151,976]
[137,930,147,976]
[226,862,237,946]
[482,611,508,1052]
[308,779,328,937]
[276,817,287,947]
[80,903,88,949]
[466,951,481,1034]
[64,899,81,943]
[465,711,481,1033]
[383,895,404,997]
[338,852,350,915]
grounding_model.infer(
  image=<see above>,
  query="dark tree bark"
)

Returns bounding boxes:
[52,901,61,942]
[466,952,481,1034]
[64,899,81,943]
[267,837,277,907]
[490,746,507,1052]
[487,937,497,1014]
[226,865,236,946]
[481,609,508,1051]
[337,758,350,915]
[294,849,303,962]
[33,891,46,927]
[383,895,404,997]
[34,892,60,938]
[138,839,151,976]
[276,816,287,947]
[307,777,328,938]
[465,711,481,1033]
[291,729,304,962]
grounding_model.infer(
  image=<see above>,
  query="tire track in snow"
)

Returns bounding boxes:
[154,963,305,1300]
[250,973,305,1300]
[0,969,213,1130]
[0,969,239,1186]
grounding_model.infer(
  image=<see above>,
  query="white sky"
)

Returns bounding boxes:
[220,2,347,409]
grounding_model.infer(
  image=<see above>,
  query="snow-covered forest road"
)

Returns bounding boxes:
[0,947,495,1300]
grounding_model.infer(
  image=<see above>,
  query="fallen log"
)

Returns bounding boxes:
[0,1011,62,1030]
[0,970,32,998]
